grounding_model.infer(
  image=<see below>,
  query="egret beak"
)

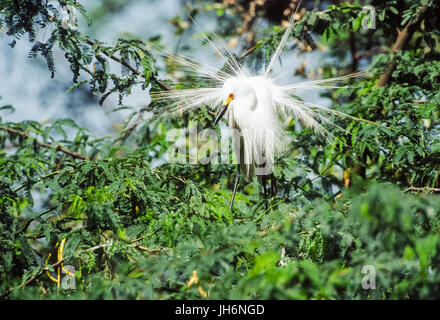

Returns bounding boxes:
[213,94,234,127]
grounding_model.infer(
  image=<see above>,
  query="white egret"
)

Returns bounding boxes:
[150,9,370,209]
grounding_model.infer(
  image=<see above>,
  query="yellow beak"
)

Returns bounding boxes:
[213,96,234,127]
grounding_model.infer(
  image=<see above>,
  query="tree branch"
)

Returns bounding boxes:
[240,40,263,59]
[86,39,172,92]
[0,126,90,161]
[354,47,389,60]
[376,5,428,87]
[404,186,440,193]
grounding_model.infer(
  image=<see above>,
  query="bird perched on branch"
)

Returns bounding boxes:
[150,5,371,210]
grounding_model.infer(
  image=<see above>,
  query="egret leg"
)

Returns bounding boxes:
[270,173,277,197]
[261,174,269,210]
[230,167,241,210]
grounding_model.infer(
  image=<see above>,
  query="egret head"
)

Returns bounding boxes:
[213,82,236,127]
[222,77,258,103]
[213,77,260,127]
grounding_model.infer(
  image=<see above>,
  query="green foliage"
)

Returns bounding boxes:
[0,0,160,105]
[1,0,440,299]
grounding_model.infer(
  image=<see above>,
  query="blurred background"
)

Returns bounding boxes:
[0,0,328,137]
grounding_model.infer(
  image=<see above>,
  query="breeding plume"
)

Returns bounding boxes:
[150,11,367,209]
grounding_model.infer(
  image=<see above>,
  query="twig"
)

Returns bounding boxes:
[412,100,431,104]
[129,243,164,254]
[0,126,90,161]
[376,5,428,87]
[86,39,171,92]
[252,199,285,223]
[240,40,263,59]
[404,186,440,193]
[152,169,186,184]
[114,108,148,143]
[12,170,61,193]
[22,206,58,232]
[353,47,388,60]
[130,243,150,251]
[79,242,113,253]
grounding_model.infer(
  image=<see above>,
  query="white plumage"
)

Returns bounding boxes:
[223,76,287,178]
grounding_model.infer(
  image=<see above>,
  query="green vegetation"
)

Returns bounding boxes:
[1,0,440,299]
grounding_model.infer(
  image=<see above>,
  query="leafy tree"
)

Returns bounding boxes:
[0,0,439,299]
